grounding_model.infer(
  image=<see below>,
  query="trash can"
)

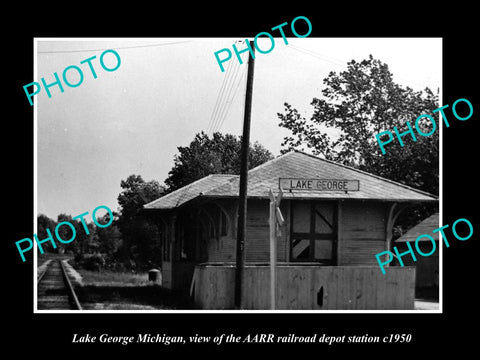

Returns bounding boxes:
[148,268,162,285]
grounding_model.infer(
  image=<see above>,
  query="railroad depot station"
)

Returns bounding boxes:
[144,151,438,310]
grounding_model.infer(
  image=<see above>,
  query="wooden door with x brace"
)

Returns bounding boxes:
[290,201,337,265]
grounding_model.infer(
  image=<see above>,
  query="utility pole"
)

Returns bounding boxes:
[234,41,255,309]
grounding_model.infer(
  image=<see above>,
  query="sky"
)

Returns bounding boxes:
[35,37,442,220]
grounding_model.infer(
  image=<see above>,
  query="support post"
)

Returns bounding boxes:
[269,200,277,310]
[386,203,398,254]
[268,188,283,310]
[168,212,176,289]
[234,41,255,309]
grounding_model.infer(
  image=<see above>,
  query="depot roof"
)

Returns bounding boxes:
[144,151,438,210]
[395,213,440,243]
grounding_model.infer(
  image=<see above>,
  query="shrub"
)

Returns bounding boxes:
[79,254,106,271]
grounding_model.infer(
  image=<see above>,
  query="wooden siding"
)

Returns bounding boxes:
[245,199,288,262]
[341,240,386,265]
[191,265,415,310]
[169,198,394,294]
[242,199,388,265]
[191,264,236,309]
[339,201,387,265]
[416,256,439,288]
[204,199,236,262]
[245,199,269,262]
[199,199,389,265]
[161,261,172,289]
[207,234,236,262]
[396,242,439,288]
[202,199,288,263]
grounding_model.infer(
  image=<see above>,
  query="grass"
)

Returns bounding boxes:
[76,285,193,310]
[74,268,195,310]
[78,269,151,287]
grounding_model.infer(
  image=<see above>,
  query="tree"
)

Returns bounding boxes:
[278,55,439,195]
[277,55,439,233]
[95,211,122,256]
[55,214,75,254]
[165,131,274,192]
[116,175,165,269]
[37,214,57,254]
[37,213,99,256]
[52,212,97,255]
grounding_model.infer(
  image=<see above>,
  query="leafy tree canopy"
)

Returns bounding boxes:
[116,174,165,269]
[164,131,274,192]
[117,175,165,221]
[277,55,439,196]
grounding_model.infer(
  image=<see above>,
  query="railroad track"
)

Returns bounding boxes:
[37,259,82,310]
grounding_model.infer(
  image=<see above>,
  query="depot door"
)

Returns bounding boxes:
[290,201,337,265]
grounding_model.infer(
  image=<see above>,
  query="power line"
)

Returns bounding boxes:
[211,56,241,133]
[207,55,236,134]
[215,64,247,134]
[207,45,237,133]
[288,44,345,67]
[206,59,232,134]
[37,40,192,54]
[210,57,243,134]
[207,41,248,135]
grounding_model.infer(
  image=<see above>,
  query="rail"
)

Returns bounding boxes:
[37,259,82,310]
[59,260,82,310]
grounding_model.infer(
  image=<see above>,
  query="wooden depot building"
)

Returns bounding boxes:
[143,151,438,310]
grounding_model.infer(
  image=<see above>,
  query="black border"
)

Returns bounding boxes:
[6,5,478,356]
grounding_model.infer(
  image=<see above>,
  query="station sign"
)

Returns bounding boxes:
[279,178,360,191]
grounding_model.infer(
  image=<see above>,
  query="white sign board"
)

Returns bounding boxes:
[279,178,360,191]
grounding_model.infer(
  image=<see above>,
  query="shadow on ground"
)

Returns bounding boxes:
[76,285,195,310]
